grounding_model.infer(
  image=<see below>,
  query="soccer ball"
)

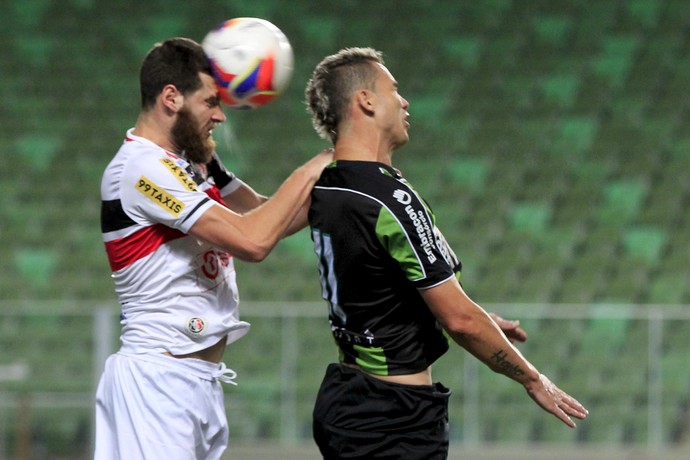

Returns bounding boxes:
[202,17,294,109]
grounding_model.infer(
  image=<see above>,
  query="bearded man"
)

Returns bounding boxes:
[96,37,331,460]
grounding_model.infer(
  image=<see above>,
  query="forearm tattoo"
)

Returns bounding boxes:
[491,349,525,377]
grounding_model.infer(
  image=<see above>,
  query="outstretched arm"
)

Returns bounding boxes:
[420,278,588,427]
[219,169,312,236]
[222,181,267,214]
[189,150,332,261]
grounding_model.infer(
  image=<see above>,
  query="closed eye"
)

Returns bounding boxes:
[206,95,222,108]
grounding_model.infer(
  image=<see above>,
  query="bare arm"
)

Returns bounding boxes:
[283,198,310,236]
[222,178,311,237]
[189,150,332,261]
[222,181,267,214]
[420,278,588,427]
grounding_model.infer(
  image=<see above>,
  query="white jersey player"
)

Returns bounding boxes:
[94,37,331,460]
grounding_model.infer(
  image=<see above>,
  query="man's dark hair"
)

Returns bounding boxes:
[139,37,213,110]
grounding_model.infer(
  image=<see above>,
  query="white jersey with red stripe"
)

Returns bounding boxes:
[100,129,250,355]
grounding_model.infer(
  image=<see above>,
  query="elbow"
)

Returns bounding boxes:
[245,250,269,263]
[234,242,272,263]
[443,313,484,340]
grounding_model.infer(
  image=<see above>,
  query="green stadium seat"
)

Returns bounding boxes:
[447,157,490,195]
[8,0,51,28]
[558,272,602,304]
[464,0,512,34]
[627,0,663,29]
[622,226,667,267]
[532,15,572,47]
[444,36,482,71]
[639,180,683,225]
[597,179,648,227]
[534,227,580,265]
[661,352,690,399]
[13,32,54,66]
[280,227,316,264]
[15,133,62,173]
[409,94,451,129]
[648,271,688,305]
[508,202,552,237]
[14,248,58,290]
[513,268,560,303]
[300,16,340,50]
[552,116,600,157]
[579,305,631,354]
[610,95,650,124]
[591,35,639,89]
[540,74,580,109]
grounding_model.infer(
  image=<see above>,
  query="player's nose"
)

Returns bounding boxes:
[213,107,227,123]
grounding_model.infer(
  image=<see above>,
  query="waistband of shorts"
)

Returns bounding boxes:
[335,362,450,396]
[117,350,227,382]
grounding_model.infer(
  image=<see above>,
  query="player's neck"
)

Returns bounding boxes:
[334,134,393,166]
[133,112,177,154]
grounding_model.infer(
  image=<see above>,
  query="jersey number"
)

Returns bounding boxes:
[312,229,346,322]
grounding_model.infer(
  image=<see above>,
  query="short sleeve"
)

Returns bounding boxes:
[375,201,454,289]
[207,152,241,197]
[121,154,217,233]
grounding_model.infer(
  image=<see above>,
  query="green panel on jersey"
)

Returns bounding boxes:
[353,344,389,375]
[375,207,424,281]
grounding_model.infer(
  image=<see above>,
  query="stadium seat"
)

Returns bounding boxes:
[597,179,648,227]
[447,157,490,195]
[531,15,572,47]
[648,271,688,304]
[552,116,600,157]
[13,248,58,291]
[540,74,580,110]
[591,35,639,89]
[626,0,663,29]
[508,202,552,237]
[622,226,667,267]
[444,36,482,71]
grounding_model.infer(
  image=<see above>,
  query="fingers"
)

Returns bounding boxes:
[560,393,589,420]
[550,384,589,428]
[528,374,589,428]
[553,396,588,428]
[491,314,528,343]
[507,325,528,343]
[554,407,577,428]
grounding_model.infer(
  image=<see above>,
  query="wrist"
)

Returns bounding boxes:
[520,369,542,388]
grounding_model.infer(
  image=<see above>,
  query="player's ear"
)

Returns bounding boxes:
[355,89,375,115]
[161,84,183,113]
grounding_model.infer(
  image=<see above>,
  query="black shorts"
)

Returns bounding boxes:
[312,363,451,460]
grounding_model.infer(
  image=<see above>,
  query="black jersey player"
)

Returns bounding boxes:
[305,47,588,459]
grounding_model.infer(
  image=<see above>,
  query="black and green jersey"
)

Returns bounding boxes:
[309,160,462,376]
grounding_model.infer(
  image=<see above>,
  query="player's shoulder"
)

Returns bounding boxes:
[319,161,400,190]
[115,135,188,179]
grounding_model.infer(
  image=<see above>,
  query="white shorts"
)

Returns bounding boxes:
[95,352,235,460]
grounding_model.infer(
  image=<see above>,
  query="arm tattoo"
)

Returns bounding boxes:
[491,349,526,377]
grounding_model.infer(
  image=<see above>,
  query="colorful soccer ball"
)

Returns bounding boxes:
[202,17,294,109]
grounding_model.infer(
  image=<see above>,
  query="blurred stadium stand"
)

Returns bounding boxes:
[0,0,689,458]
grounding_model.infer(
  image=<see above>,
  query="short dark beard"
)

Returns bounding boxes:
[170,107,215,164]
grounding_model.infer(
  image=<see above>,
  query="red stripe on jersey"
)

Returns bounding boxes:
[105,224,186,272]
[205,184,226,206]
